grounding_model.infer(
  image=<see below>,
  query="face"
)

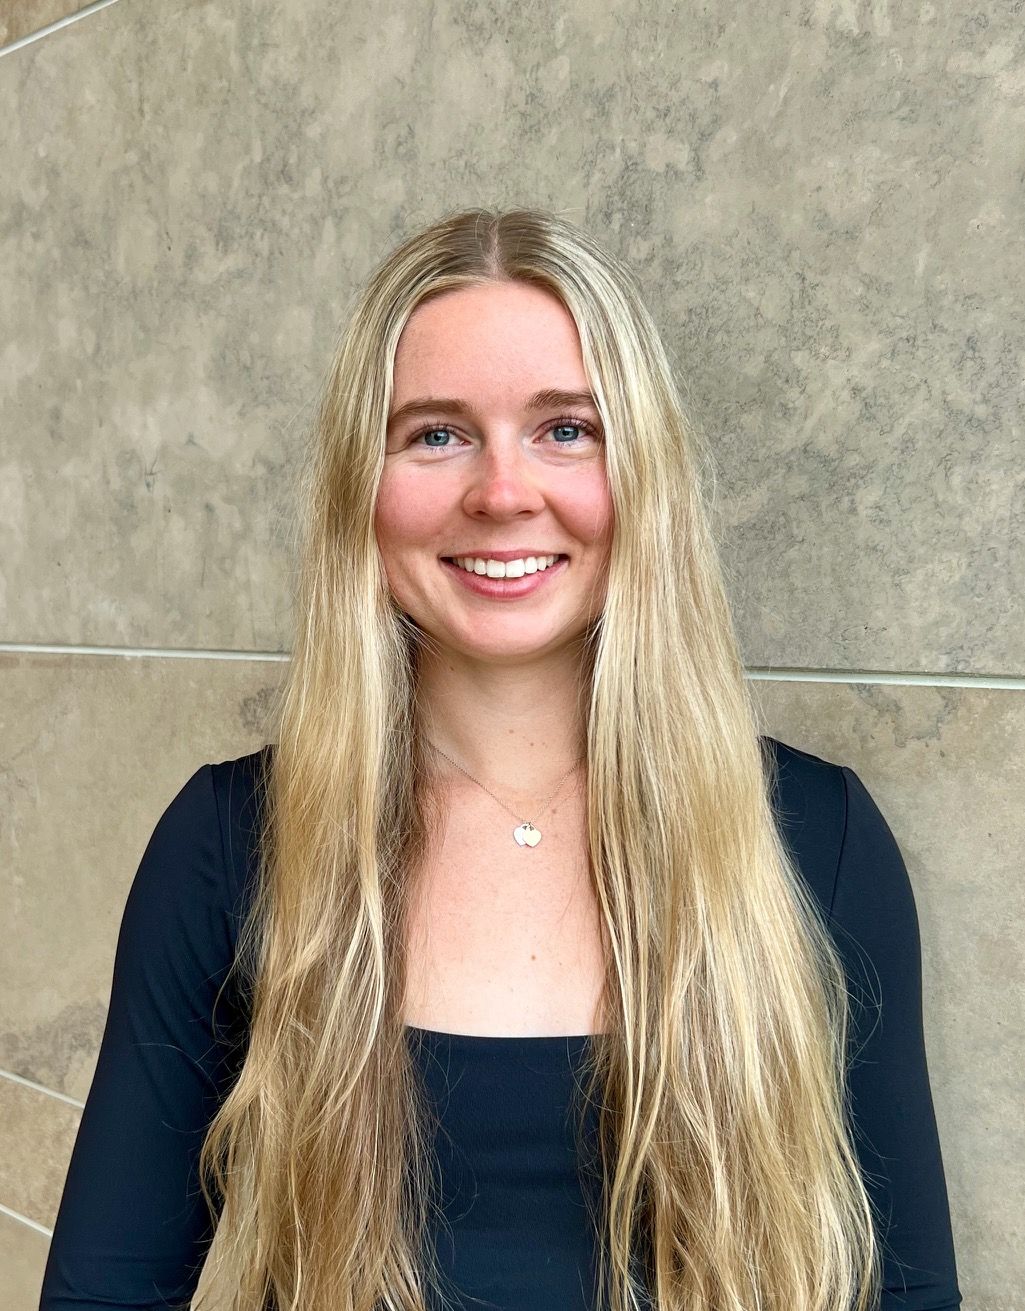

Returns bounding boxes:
[375,280,614,664]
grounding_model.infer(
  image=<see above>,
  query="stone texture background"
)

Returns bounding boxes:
[2,0,1021,1305]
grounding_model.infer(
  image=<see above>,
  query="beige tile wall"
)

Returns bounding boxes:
[3,0,1021,1305]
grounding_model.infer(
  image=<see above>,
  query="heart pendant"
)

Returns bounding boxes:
[513,822,542,848]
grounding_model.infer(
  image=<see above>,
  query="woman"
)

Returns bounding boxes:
[40,207,962,1311]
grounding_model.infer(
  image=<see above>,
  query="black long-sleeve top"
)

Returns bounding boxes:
[38,736,963,1310]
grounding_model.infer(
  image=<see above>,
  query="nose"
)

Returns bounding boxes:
[459,437,547,517]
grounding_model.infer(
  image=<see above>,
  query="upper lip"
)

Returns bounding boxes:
[441,548,567,561]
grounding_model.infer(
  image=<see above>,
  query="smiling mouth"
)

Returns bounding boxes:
[440,554,569,564]
[438,554,570,594]
[440,554,569,575]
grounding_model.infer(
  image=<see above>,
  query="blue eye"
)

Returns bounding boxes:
[550,422,590,443]
[408,416,601,451]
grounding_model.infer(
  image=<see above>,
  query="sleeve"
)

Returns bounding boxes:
[830,766,963,1311]
[39,763,248,1311]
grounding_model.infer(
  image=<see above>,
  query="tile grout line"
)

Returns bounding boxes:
[1,642,1024,688]
[0,1066,85,1109]
[0,0,121,57]
[748,668,1025,690]
[0,1200,54,1238]
[0,1200,53,1237]
[0,1200,52,1237]
[0,642,289,662]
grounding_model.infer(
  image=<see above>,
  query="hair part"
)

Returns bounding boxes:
[192,207,882,1311]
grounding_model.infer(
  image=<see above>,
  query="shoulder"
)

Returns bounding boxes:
[207,743,274,916]
[758,734,919,966]
[109,747,275,1034]
[758,733,848,922]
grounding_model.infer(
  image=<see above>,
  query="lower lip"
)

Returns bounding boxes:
[440,556,568,598]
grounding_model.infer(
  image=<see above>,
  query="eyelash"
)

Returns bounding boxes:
[406,415,602,451]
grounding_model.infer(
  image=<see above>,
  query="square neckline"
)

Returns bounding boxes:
[404,1022,597,1047]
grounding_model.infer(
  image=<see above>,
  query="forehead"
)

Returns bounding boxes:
[390,281,589,401]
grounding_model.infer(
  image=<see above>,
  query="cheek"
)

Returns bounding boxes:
[374,471,446,552]
[563,469,614,548]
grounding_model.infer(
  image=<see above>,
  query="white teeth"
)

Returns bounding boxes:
[451,553,560,578]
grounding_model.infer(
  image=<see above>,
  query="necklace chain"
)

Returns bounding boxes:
[427,741,586,848]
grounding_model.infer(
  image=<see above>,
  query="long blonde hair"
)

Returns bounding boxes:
[194,207,881,1311]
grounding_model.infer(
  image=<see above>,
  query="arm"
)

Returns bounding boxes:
[39,763,248,1311]
[830,766,963,1311]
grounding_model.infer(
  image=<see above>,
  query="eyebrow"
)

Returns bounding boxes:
[386,388,599,431]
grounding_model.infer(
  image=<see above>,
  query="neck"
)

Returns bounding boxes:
[415,645,589,792]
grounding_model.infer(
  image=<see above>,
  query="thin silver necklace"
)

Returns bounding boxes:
[427,741,586,848]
